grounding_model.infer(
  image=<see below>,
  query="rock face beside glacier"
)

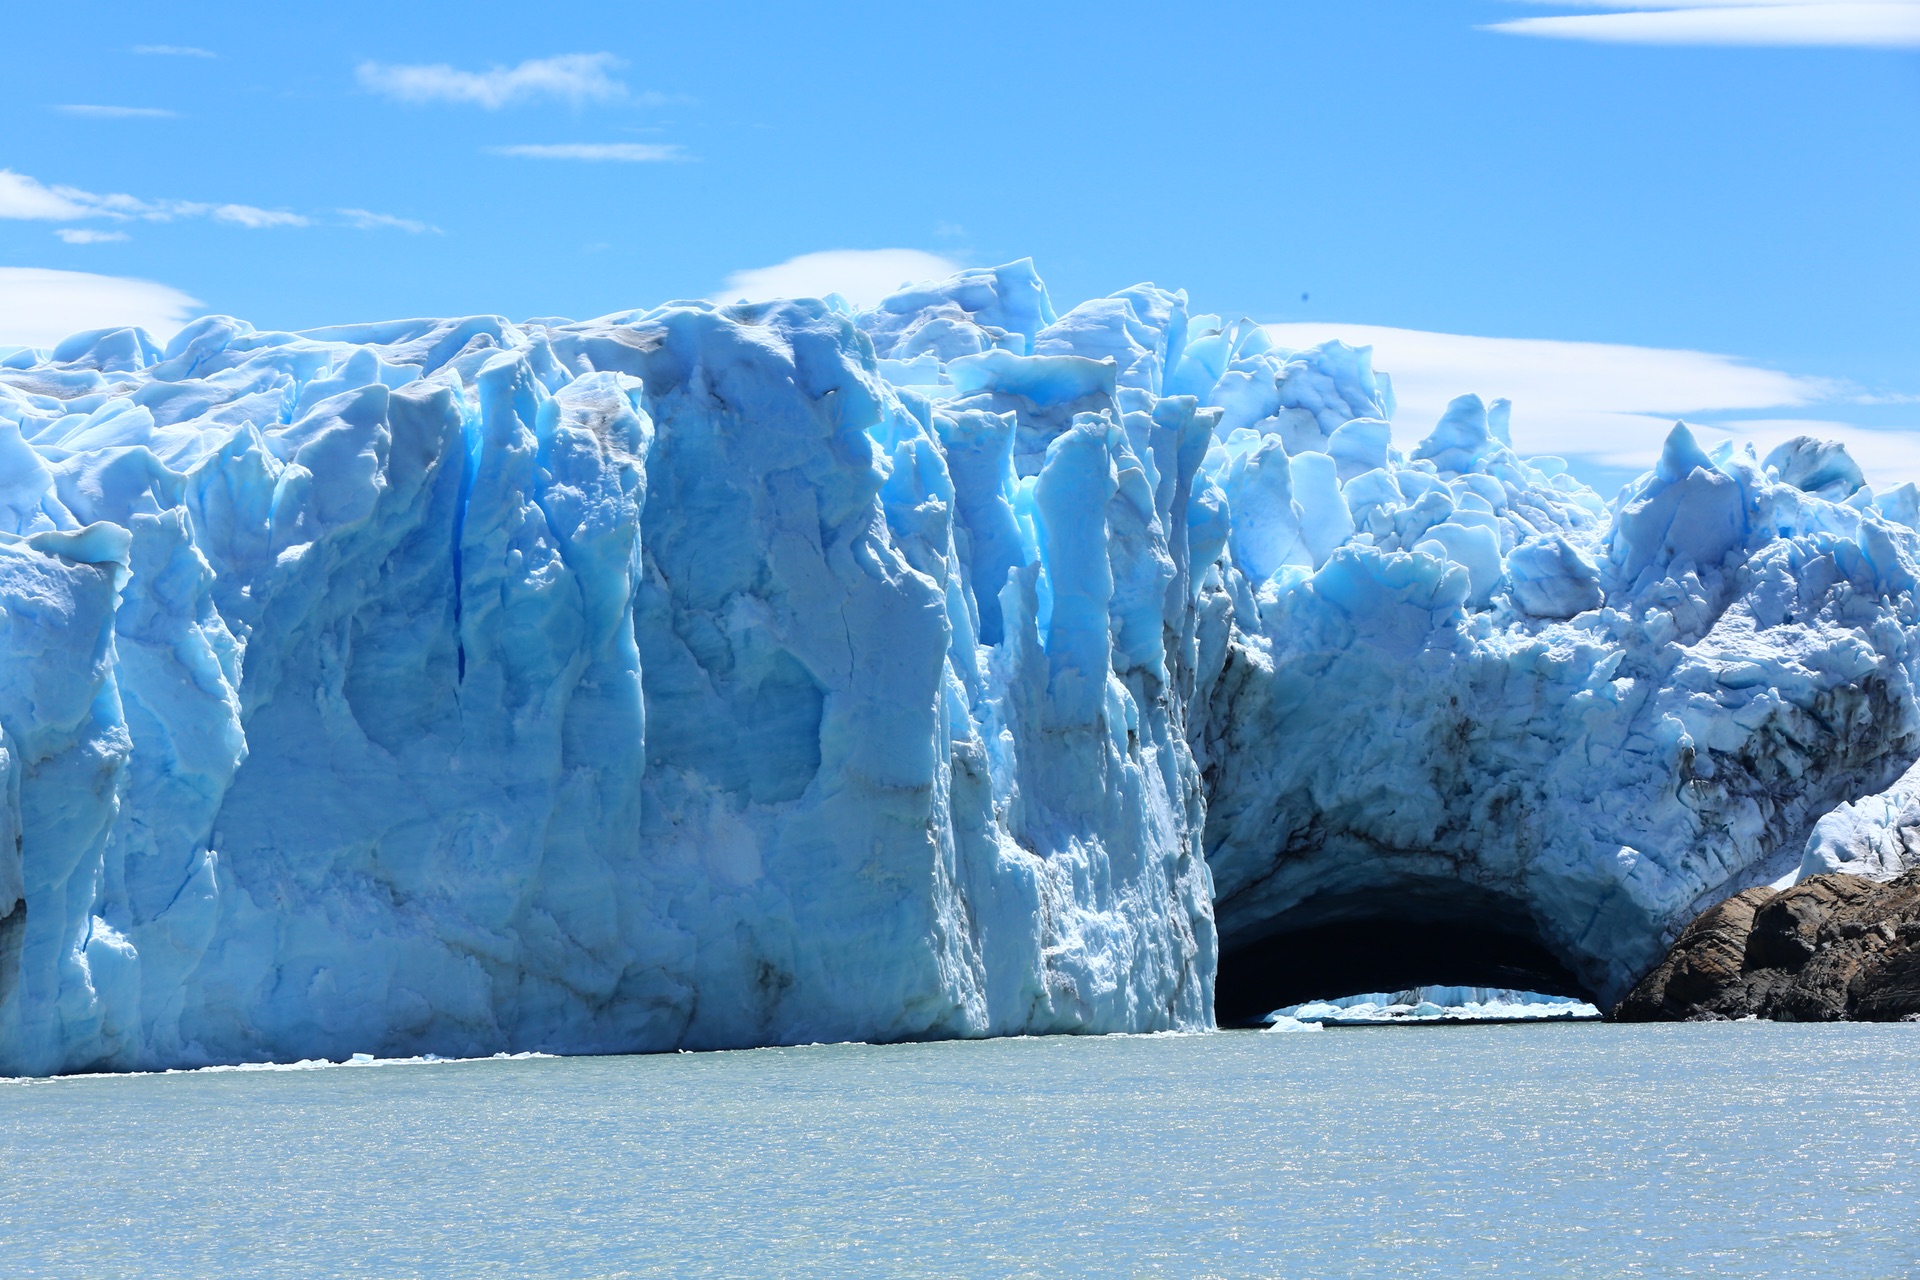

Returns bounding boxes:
[0,259,1915,1073]
[1616,870,1920,1022]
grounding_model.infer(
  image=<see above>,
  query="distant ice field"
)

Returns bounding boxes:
[3,1024,1917,1278]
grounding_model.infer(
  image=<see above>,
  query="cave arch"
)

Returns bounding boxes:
[1213,875,1596,1026]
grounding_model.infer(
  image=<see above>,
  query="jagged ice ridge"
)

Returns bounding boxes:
[0,259,1916,1073]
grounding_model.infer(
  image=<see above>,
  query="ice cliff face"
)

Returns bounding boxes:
[0,260,1915,1073]
[1201,415,1920,1009]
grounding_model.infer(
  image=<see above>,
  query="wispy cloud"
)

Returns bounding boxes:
[358,53,630,109]
[131,45,215,58]
[0,171,96,220]
[338,207,442,234]
[1262,321,1920,486]
[212,205,308,229]
[488,142,686,162]
[715,249,964,310]
[1487,1,1920,48]
[56,104,179,119]
[0,267,201,348]
[0,169,430,236]
[0,169,305,230]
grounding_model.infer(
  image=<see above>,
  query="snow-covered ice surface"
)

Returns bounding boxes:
[1267,987,1601,1028]
[1795,752,1920,881]
[0,258,1916,1073]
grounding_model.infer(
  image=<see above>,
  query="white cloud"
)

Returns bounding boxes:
[1487,1,1920,47]
[0,267,200,349]
[211,204,308,229]
[55,229,129,244]
[56,104,178,119]
[338,208,441,234]
[488,142,685,162]
[358,53,629,109]
[1261,321,1920,486]
[131,45,214,58]
[0,171,96,220]
[715,249,964,310]
[0,169,305,230]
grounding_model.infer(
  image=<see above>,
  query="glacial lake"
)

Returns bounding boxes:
[3,1024,1916,1278]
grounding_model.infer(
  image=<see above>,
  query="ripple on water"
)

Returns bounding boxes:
[0,1023,1916,1278]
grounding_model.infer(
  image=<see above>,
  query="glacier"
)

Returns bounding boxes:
[0,258,1916,1073]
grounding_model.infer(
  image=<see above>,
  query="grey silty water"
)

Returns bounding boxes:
[2,1023,1916,1278]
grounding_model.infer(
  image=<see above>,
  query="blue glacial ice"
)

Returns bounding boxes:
[0,259,1917,1073]
[1795,753,1920,880]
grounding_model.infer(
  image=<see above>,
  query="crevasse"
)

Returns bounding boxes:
[0,260,1914,1073]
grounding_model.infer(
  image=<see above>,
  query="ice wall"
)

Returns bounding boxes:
[0,259,1915,1072]
[1198,414,1920,1001]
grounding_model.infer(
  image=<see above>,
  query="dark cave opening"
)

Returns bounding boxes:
[1213,879,1596,1027]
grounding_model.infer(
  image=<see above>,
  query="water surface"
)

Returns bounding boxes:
[3,1023,1915,1278]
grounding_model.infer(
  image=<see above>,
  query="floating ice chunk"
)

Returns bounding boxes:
[1261,1014,1325,1033]
[1272,988,1601,1025]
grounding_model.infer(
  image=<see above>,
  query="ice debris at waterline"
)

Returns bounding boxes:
[0,259,1917,1073]
[1266,988,1601,1029]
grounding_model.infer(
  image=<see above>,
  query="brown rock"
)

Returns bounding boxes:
[1745,875,1879,970]
[1614,887,1774,1021]
[1759,944,1862,1021]
[1613,868,1920,1022]
[1855,947,1920,1020]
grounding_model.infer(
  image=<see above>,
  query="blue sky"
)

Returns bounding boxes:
[1,0,1915,483]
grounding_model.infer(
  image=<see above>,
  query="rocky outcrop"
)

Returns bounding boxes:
[1614,870,1920,1021]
